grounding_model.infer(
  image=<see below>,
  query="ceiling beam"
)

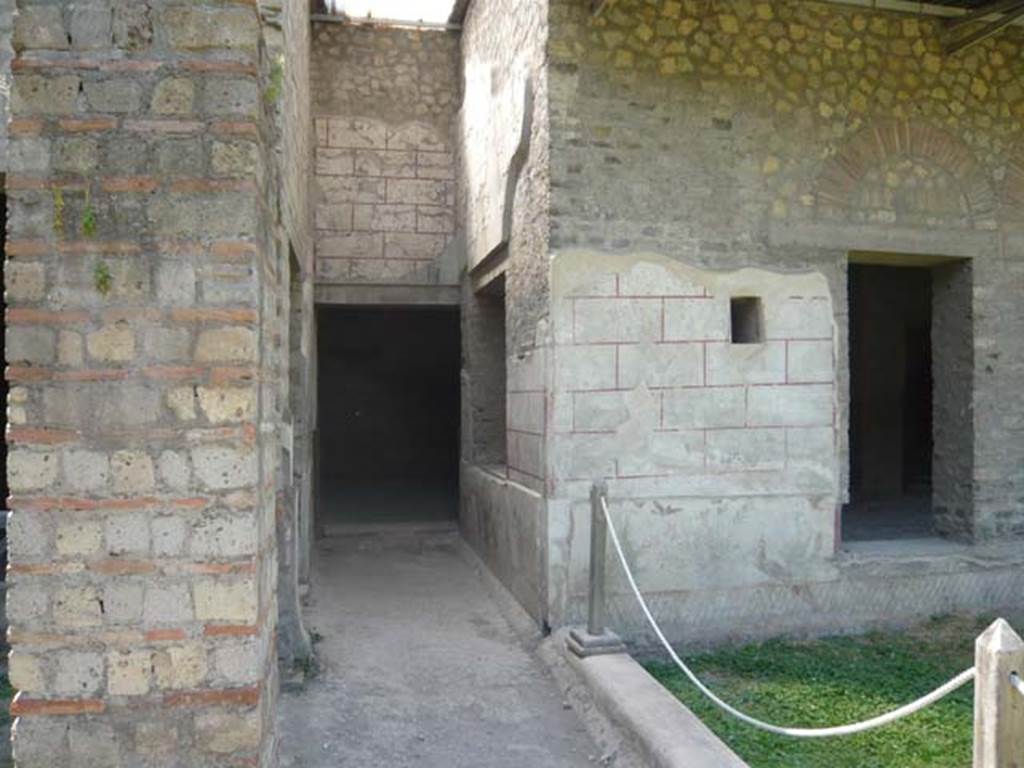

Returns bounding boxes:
[946,0,1024,30]
[944,1,1024,54]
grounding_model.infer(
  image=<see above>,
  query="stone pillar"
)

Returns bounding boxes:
[5,2,277,765]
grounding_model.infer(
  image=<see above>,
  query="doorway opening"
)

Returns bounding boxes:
[843,254,973,543]
[316,306,461,530]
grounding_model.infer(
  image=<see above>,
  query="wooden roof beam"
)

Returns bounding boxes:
[944,0,1024,54]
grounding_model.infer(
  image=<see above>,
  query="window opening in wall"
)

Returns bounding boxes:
[315,305,461,531]
[843,254,972,543]
[730,296,763,344]
[469,274,507,473]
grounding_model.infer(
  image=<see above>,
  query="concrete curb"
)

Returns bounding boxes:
[567,646,750,768]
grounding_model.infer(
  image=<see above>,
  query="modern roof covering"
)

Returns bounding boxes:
[326,0,458,24]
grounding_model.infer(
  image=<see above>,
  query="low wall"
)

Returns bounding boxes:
[460,464,546,623]
[543,249,1024,644]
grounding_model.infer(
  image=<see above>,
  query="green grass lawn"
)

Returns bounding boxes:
[643,615,1012,768]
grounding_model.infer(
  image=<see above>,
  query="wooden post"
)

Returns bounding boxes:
[587,481,610,637]
[566,483,625,658]
[973,618,1024,768]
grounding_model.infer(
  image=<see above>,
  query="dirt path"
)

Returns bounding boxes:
[278,525,600,767]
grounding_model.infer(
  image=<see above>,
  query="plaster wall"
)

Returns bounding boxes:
[540,0,1024,637]
[310,24,460,287]
[458,0,552,614]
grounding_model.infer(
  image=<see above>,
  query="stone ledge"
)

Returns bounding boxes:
[566,647,749,768]
[314,282,459,306]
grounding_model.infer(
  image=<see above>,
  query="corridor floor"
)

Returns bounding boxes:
[277,525,600,767]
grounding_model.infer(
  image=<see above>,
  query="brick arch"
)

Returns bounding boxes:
[1004,141,1024,216]
[814,119,997,227]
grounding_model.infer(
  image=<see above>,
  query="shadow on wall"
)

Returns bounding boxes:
[316,306,461,527]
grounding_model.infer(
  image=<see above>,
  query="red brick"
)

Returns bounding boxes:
[7,427,79,445]
[9,118,44,137]
[6,366,52,383]
[11,694,105,717]
[5,239,48,257]
[90,560,158,575]
[170,497,212,510]
[145,628,188,642]
[101,176,160,193]
[7,496,178,512]
[143,366,205,381]
[59,117,118,133]
[7,309,90,325]
[8,366,134,384]
[163,686,261,709]
[13,57,101,71]
[211,121,259,137]
[102,308,161,323]
[204,624,260,638]
[209,367,259,385]
[8,562,79,576]
[6,176,48,191]
[60,240,142,255]
[57,369,132,382]
[99,60,164,73]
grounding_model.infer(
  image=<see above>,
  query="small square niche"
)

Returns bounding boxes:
[730,297,763,344]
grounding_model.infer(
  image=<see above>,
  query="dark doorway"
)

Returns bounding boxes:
[316,306,460,528]
[844,264,934,541]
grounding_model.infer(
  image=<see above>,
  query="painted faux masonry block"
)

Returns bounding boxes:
[5,1,278,766]
[544,253,881,638]
[311,23,459,287]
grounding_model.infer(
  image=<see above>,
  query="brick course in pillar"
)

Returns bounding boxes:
[6,2,277,765]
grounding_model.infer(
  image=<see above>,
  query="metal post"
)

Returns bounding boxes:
[973,618,1024,768]
[587,481,609,636]
[568,483,625,658]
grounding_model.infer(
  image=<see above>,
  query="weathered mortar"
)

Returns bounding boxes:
[437,0,1024,643]
[4,1,282,764]
[261,0,315,669]
[546,0,1024,559]
[310,23,460,286]
[0,0,12,170]
[457,0,552,622]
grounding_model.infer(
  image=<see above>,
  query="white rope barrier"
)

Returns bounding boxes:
[599,496,977,738]
[1011,672,1024,699]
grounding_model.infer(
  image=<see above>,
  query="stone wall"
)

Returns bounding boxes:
[310,23,459,286]
[539,0,1024,634]
[457,0,552,621]
[261,0,315,668]
[0,0,12,170]
[4,2,280,764]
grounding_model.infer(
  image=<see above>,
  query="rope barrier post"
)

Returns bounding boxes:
[567,482,625,658]
[587,481,609,636]
[973,618,1024,768]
